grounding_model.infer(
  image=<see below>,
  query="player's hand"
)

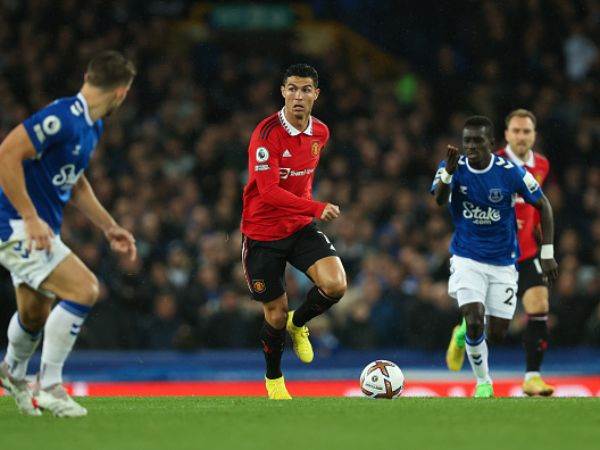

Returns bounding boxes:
[104,224,137,261]
[320,203,340,222]
[540,258,558,285]
[446,145,460,174]
[24,215,54,252]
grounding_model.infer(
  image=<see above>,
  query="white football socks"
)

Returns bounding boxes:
[3,312,42,380]
[465,333,492,385]
[40,301,90,389]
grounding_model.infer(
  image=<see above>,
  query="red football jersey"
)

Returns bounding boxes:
[241,109,329,241]
[497,145,550,261]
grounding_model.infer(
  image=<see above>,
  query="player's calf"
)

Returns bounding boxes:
[3,312,42,381]
[486,331,507,345]
[19,306,51,332]
[461,303,491,386]
[39,300,92,390]
[292,286,341,329]
[260,321,286,380]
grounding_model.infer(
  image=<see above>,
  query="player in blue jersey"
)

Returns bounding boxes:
[0,51,136,416]
[431,116,558,398]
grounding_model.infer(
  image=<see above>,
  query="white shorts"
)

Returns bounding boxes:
[0,220,71,296]
[448,255,519,319]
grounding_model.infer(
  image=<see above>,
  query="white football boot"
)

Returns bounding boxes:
[34,377,87,418]
[0,361,42,416]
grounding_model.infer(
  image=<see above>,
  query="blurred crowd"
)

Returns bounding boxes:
[0,0,598,352]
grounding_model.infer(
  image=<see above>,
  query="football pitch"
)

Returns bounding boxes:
[2,397,599,450]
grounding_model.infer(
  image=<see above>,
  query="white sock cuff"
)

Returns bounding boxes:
[11,312,42,340]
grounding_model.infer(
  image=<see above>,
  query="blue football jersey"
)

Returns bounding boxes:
[0,93,103,239]
[431,154,543,266]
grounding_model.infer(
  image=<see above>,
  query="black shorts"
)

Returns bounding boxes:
[517,256,547,298]
[241,223,338,303]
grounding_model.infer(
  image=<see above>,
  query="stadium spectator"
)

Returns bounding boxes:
[0,0,597,351]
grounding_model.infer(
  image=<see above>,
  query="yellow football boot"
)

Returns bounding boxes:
[265,376,292,400]
[522,375,555,397]
[286,311,314,364]
[446,322,466,371]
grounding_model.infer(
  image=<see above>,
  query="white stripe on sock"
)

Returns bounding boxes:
[466,338,492,385]
[40,303,87,389]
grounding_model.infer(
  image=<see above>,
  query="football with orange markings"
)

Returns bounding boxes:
[360,360,405,399]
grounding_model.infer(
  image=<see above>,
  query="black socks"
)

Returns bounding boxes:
[523,314,549,372]
[260,321,285,379]
[292,286,339,327]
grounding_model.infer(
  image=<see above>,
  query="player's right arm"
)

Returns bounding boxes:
[0,124,54,251]
[432,145,460,206]
[250,133,337,221]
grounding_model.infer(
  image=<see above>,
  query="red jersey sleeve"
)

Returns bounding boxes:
[249,133,326,218]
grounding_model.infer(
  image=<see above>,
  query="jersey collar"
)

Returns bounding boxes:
[505,144,535,168]
[278,108,313,136]
[466,154,495,174]
[77,92,94,126]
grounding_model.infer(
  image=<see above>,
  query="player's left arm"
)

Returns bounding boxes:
[71,175,137,261]
[516,169,558,283]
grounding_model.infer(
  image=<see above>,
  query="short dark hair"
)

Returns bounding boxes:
[282,64,318,88]
[464,115,494,139]
[86,50,136,89]
[505,108,537,129]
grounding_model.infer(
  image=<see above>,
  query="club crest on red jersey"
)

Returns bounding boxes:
[311,141,320,157]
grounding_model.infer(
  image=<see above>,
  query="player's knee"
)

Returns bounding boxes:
[464,315,485,340]
[318,274,347,300]
[264,302,288,329]
[76,274,100,305]
[524,297,549,315]
[523,287,549,314]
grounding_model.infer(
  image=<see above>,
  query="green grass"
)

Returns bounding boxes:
[2,397,600,450]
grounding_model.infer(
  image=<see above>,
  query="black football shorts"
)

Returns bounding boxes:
[517,256,547,298]
[241,222,338,302]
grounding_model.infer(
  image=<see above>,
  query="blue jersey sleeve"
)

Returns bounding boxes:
[22,101,76,157]
[513,165,543,204]
[430,160,450,194]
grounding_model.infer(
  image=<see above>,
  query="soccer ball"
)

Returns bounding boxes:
[360,360,404,399]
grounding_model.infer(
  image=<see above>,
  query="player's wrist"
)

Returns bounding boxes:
[440,168,453,184]
[101,221,118,234]
[540,244,554,259]
[21,211,39,221]
[314,202,327,219]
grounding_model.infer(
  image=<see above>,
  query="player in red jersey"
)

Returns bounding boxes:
[498,109,553,396]
[241,64,346,399]
[446,109,555,396]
